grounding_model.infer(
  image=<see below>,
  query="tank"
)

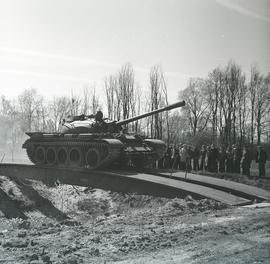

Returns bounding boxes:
[22,101,185,169]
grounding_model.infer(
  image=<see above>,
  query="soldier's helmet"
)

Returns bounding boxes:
[95,111,103,122]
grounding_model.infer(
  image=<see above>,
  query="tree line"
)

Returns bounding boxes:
[180,61,270,148]
[0,61,269,160]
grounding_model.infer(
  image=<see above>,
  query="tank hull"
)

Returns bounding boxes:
[22,133,166,169]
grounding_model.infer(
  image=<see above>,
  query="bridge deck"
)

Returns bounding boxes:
[0,163,251,206]
[152,170,270,202]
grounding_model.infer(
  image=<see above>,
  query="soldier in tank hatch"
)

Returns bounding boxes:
[92,111,108,132]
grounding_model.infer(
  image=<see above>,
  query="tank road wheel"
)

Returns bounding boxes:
[46,147,57,166]
[85,148,100,169]
[57,147,68,167]
[35,146,46,165]
[68,147,83,167]
[132,158,144,168]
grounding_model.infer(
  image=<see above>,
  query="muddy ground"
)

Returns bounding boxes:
[0,175,270,264]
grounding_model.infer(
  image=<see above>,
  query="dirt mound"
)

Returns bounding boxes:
[162,196,229,215]
[0,175,229,222]
[0,175,269,264]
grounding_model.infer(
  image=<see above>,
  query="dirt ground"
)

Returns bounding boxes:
[0,175,270,264]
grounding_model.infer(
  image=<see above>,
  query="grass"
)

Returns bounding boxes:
[197,160,270,191]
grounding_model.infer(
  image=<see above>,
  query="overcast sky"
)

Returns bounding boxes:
[0,0,269,104]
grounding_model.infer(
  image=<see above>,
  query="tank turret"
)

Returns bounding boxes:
[23,101,185,169]
[61,100,186,134]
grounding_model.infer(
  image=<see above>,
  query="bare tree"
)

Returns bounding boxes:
[18,88,43,132]
[70,95,81,116]
[90,85,101,114]
[206,68,222,143]
[47,96,70,132]
[161,75,171,144]
[104,73,127,121]
[104,75,117,119]
[262,73,270,142]
[118,63,135,121]
[0,96,22,160]
[217,62,244,146]
[130,84,142,132]
[149,66,168,139]
[180,78,210,136]
[249,65,260,145]
[82,86,91,114]
[255,73,270,144]
[237,75,248,146]
[33,98,48,132]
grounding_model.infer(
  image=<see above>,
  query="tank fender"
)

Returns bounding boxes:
[101,138,124,148]
[144,139,167,158]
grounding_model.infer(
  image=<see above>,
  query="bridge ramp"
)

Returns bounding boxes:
[0,164,251,206]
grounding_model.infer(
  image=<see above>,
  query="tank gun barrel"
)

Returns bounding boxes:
[116,100,185,126]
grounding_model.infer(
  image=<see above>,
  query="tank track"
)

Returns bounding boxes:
[23,135,167,169]
[26,147,35,164]
[23,138,123,169]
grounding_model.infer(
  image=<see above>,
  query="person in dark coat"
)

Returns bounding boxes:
[219,146,226,173]
[256,146,268,177]
[193,145,200,171]
[199,145,207,170]
[205,146,211,171]
[226,147,233,173]
[164,145,173,169]
[241,146,252,177]
[172,145,180,170]
[179,144,189,171]
[232,144,242,173]
[187,146,193,171]
[209,144,219,173]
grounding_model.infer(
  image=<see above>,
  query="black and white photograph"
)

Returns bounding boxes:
[0,0,270,263]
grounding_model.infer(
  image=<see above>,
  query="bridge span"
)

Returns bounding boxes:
[1,163,269,206]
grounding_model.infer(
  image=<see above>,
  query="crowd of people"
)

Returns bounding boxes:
[158,143,268,177]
